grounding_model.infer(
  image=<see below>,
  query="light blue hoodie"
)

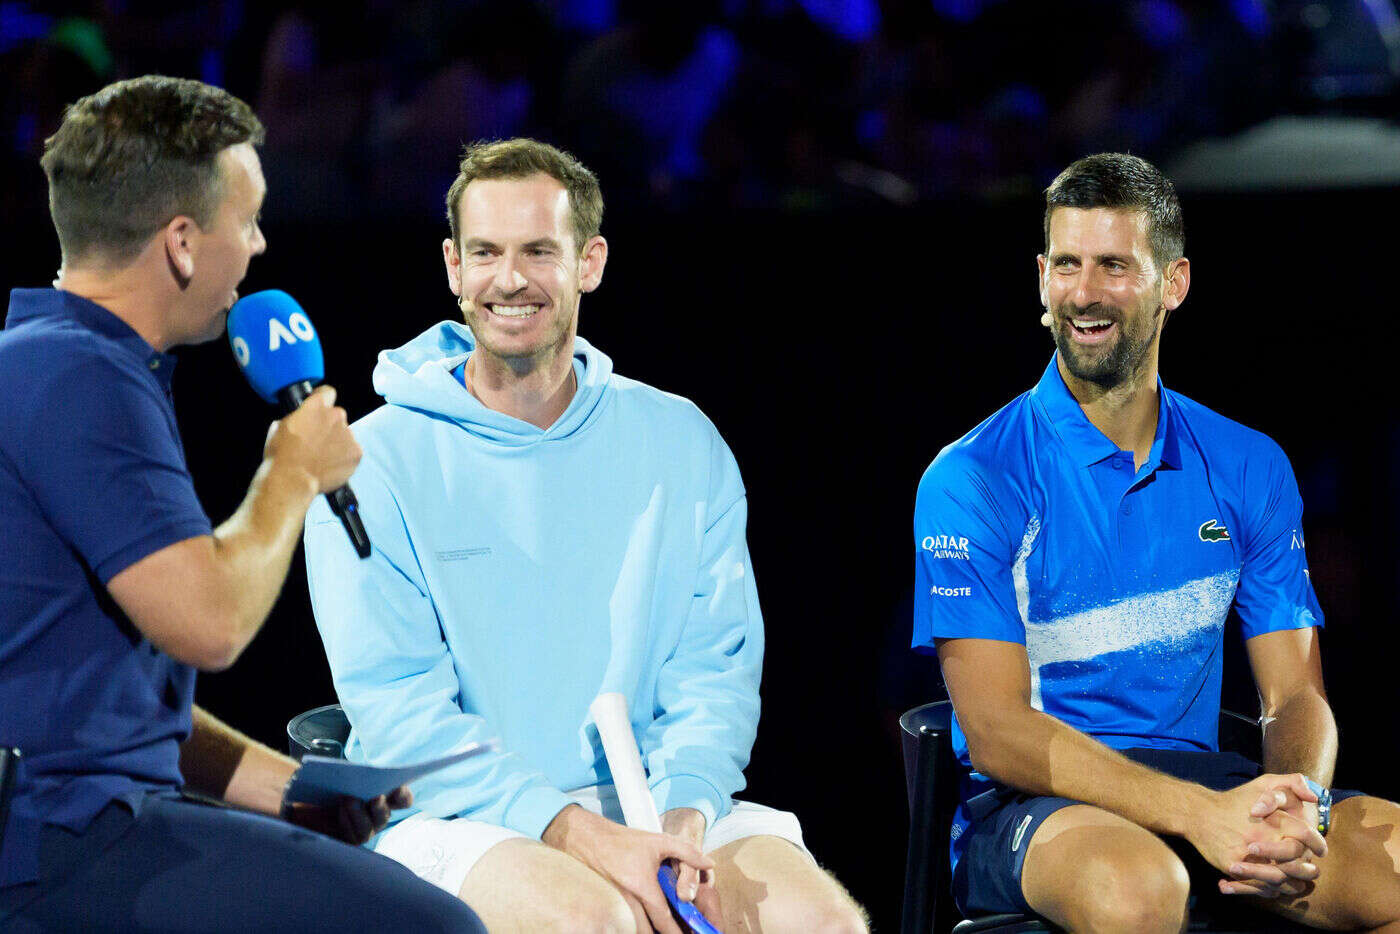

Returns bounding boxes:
[304,322,763,840]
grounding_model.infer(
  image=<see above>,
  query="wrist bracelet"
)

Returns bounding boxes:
[1302,776,1332,836]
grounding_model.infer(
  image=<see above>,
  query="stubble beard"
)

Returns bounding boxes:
[1051,302,1161,390]
[463,295,578,375]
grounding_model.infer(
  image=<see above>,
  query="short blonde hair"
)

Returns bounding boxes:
[445,138,603,255]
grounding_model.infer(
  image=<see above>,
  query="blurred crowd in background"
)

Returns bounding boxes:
[7,0,1400,225]
[5,8,1396,922]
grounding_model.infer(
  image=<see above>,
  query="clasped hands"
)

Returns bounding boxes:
[1189,773,1326,899]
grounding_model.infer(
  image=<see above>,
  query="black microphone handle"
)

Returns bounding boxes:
[278,380,317,409]
[276,381,372,559]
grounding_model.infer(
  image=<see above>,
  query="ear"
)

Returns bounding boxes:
[1036,253,1049,308]
[164,216,197,282]
[443,238,462,297]
[577,235,608,293]
[1162,256,1190,312]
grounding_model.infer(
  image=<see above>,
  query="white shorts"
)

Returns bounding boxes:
[372,784,811,896]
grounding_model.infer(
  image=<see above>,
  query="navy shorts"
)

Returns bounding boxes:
[952,748,1364,916]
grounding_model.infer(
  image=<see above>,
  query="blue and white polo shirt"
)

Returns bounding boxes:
[913,355,1322,858]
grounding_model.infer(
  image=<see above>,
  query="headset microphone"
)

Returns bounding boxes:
[227,290,372,559]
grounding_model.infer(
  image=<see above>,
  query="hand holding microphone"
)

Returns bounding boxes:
[228,290,372,558]
[262,385,360,498]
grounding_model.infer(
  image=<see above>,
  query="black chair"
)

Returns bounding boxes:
[899,701,1308,934]
[0,746,19,853]
[900,702,1028,934]
[287,703,350,762]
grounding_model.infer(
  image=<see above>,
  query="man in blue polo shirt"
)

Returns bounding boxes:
[914,153,1400,929]
[0,77,483,932]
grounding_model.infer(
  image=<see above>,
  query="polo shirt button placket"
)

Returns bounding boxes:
[149,357,174,401]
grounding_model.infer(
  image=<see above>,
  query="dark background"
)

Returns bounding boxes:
[6,192,1395,929]
[5,2,1400,930]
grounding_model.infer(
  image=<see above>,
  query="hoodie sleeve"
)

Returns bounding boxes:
[304,460,572,840]
[640,428,763,828]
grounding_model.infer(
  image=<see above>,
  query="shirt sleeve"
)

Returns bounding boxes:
[304,461,571,840]
[913,449,1024,652]
[16,355,211,583]
[1234,441,1323,641]
[640,432,762,828]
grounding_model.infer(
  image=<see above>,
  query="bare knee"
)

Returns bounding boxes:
[763,870,869,934]
[556,885,634,934]
[524,883,633,934]
[1077,849,1189,934]
[806,902,869,934]
[582,890,637,934]
[459,838,637,934]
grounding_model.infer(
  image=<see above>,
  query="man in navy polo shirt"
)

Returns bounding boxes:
[914,153,1400,929]
[0,77,484,932]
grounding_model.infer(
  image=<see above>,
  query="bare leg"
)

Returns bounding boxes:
[1020,804,1190,933]
[706,834,868,934]
[1253,796,1400,931]
[458,837,636,934]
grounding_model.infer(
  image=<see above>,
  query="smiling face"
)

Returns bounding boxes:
[443,174,606,371]
[1037,207,1186,390]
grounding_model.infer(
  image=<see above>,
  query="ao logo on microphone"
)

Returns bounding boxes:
[230,312,317,367]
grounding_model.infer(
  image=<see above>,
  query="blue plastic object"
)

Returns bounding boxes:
[657,864,724,934]
[227,290,324,404]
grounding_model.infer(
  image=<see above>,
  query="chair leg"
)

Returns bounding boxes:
[0,747,20,855]
[902,726,940,934]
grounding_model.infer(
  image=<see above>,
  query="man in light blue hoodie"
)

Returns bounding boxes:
[304,139,867,933]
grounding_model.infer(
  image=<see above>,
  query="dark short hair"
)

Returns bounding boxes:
[1043,153,1184,270]
[41,75,264,267]
[446,138,603,255]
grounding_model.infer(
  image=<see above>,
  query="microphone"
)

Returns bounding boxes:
[227,290,372,559]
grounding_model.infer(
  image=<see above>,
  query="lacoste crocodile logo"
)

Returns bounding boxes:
[1198,519,1230,543]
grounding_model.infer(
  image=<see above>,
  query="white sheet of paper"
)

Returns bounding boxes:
[285,740,497,807]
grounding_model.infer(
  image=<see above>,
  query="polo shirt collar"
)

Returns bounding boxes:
[1030,354,1180,470]
[1156,391,1181,470]
[7,288,178,387]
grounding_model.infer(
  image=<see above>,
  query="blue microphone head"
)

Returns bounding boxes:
[227,289,325,404]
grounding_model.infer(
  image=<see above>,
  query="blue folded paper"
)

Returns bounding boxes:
[284,741,496,807]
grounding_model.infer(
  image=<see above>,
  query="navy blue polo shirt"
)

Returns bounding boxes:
[0,289,212,887]
[914,356,1322,867]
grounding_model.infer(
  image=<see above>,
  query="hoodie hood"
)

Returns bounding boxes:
[371,321,614,445]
